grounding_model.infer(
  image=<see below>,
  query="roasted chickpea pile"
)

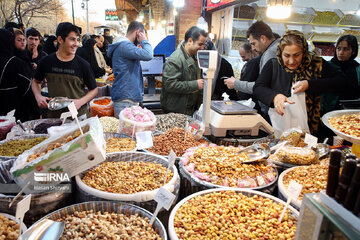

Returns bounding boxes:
[106,137,136,153]
[185,146,276,187]
[58,210,161,240]
[283,163,328,200]
[329,113,360,138]
[82,161,173,194]
[27,129,83,163]
[147,127,207,156]
[0,214,20,240]
[174,191,297,240]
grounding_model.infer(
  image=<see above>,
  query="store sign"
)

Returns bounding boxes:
[206,0,236,11]
[105,9,119,21]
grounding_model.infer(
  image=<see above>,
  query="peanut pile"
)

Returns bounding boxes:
[0,214,20,240]
[147,127,207,156]
[174,191,297,240]
[59,210,161,240]
[106,137,136,153]
[82,161,173,194]
[328,113,360,138]
[283,163,328,200]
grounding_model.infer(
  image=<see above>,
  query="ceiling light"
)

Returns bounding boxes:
[197,16,208,32]
[173,0,184,8]
[266,0,292,19]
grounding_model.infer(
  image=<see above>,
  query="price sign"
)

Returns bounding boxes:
[150,187,176,225]
[16,194,31,235]
[60,111,72,125]
[67,102,83,135]
[136,131,153,149]
[279,180,302,222]
[304,133,318,148]
[164,150,176,185]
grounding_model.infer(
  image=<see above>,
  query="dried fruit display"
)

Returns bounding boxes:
[233,5,256,19]
[0,137,47,157]
[58,210,161,240]
[106,137,136,153]
[0,214,20,240]
[156,113,189,132]
[100,116,119,133]
[340,14,360,26]
[328,113,360,138]
[174,191,297,239]
[312,11,340,25]
[269,147,318,165]
[82,161,173,194]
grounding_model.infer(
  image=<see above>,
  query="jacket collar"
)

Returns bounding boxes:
[180,44,196,67]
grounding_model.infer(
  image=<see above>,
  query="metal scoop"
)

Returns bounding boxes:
[17,120,35,134]
[20,219,65,240]
[48,97,71,111]
[238,143,270,163]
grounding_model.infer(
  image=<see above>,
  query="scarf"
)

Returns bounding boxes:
[276,30,323,134]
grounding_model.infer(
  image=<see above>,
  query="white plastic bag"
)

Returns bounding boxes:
[269,85,310,138]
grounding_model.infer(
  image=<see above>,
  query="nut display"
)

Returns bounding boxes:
[156,113,189,132]
[328,113,360,138]
[283,163,328,200]
[182,146,276,188]
[100,116,119,133]
[0,137,47,157]
[312,11,340,25]
[280,129,307,147]
[106,137,136,153]
[270,147,318,165]
[147,127,207,156]
[0,214,20,240]
[312,32,340,42]
[82,161,173,194]
[174,191,297,239]
[58,210,161,240]
[340,14,360,26]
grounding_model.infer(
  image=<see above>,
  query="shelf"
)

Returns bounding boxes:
[340,14,360,27]
[312,10,341,25]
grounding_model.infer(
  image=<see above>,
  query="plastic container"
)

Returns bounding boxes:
[119,106,156,136]
[34,201,167,240]
[168,188,299,240]
[90,96,114,118]
[0,116,15,140]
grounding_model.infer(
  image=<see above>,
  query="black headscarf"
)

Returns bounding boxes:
[43,35,57,54]
[0,28,14,70]
[77,38,105,78]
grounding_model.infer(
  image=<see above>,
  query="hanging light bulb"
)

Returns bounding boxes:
[197,16,208,32]
[266,0,292,19]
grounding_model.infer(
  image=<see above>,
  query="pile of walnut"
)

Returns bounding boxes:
[58,210,161,240]
[174,191,297,240]
[0,214,20,240]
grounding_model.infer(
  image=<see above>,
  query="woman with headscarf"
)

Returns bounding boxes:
[321,35,360,113]
[77,38,109,78]
[253,30,344,134]
[42,35,57,55]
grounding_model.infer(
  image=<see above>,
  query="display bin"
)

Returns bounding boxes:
[33,201,167,239]
[75,151,180,229]
[9,119,71,136]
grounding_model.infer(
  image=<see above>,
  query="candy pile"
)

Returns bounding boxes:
[119,106,156,136]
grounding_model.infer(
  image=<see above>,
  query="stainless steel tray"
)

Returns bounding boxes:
[322,109,360,145]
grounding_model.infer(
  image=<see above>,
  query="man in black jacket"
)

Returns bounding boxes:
[25,27,48,74]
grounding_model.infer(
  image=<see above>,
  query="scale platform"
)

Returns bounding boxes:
[208,101,274,137]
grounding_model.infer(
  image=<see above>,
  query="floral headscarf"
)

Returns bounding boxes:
[276,30,323,134]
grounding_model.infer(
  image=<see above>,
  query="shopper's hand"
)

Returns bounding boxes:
[71,99,84,110]
[197,79,204,90]
[273,94,294,116]
[137,30,147,42]
[293,80,309,94]
[35,95,51,108]
[224,77,236,89]
[31,62,37,70]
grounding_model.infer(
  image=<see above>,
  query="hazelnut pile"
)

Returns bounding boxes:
[0,214,20,240]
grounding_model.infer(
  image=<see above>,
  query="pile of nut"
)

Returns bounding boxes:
[100,116,119,133]
[184,146,276,187]
[280,130,307,147]
[147,127,207,156]
[155,113,189,132]
[271,147,318,165]
[82,161,173,194]
[329,113,360,138]
[174,191,297,239]
[0,214,20,240]
[283,163,328,200]
[106,137,136,153]
[58,210,161,239]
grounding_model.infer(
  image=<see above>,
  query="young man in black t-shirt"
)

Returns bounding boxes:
[32,22,98,118]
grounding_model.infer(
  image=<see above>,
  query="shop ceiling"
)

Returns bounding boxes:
[114,0,164,22]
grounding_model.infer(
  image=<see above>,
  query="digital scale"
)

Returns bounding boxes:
[197,50,274,137]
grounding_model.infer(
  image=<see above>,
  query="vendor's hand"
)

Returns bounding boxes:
[71,99,84,110]
[293,80,309,94]
[273,94,295,116]
[197,79,204,90]
[35,95,51,108]
[224,77,236,89]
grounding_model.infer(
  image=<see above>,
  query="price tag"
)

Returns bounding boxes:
[15,194,31,235]
[164,150,176,185]
[67,102,83,135]
[279,180,302,223]
[150,187,176,225]
[60,111,72,125]
[304,133,318,148]
[136,131,153,149]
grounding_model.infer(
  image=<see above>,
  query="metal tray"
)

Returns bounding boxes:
[322,109,360,145]
[238,143,270,163]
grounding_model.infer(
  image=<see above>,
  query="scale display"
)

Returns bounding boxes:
[140,55,165,76]
[198,52,210,68]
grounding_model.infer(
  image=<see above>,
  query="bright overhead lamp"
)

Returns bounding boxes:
[197,16,208,32]
[266,0,292,19]
[173,0,184,8]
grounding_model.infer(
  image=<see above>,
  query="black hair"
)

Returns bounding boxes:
[56,22,80,42]
[104,28,110,33]
[239,42,252,52]
[127,21,145,34]
[336,35,359,60]
[26,27,41,38]
[18,23,24,28]
[184,26,207,43]
[4,22,19,30]
[246,21,274,40]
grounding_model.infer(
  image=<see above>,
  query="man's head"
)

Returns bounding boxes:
[95,35,104,48]
[104,29,110,36]
[246,21,274,54]
[238,42,253,62]
[26,27,41,52]
[55,22,81,55]
[184,26,207,57]
[126,21,146,45]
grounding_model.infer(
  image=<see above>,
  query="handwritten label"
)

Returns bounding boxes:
[168,150,176,170]
[150,187,176,225]
[60,111,72,125]
[67,102,78,119]
[287,180,303,200]
[136,131,153,149]
[16,194,31,235]
[304,133,318,148]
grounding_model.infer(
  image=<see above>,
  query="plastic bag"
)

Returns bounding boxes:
[0,115,16,141]
[119,106,156,136]
[271,146,318,165]
[280,128,308,147]
[90,96,114,118]
[269,84,310,138]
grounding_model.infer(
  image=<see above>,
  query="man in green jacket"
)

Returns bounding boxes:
[161,26,207,115]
